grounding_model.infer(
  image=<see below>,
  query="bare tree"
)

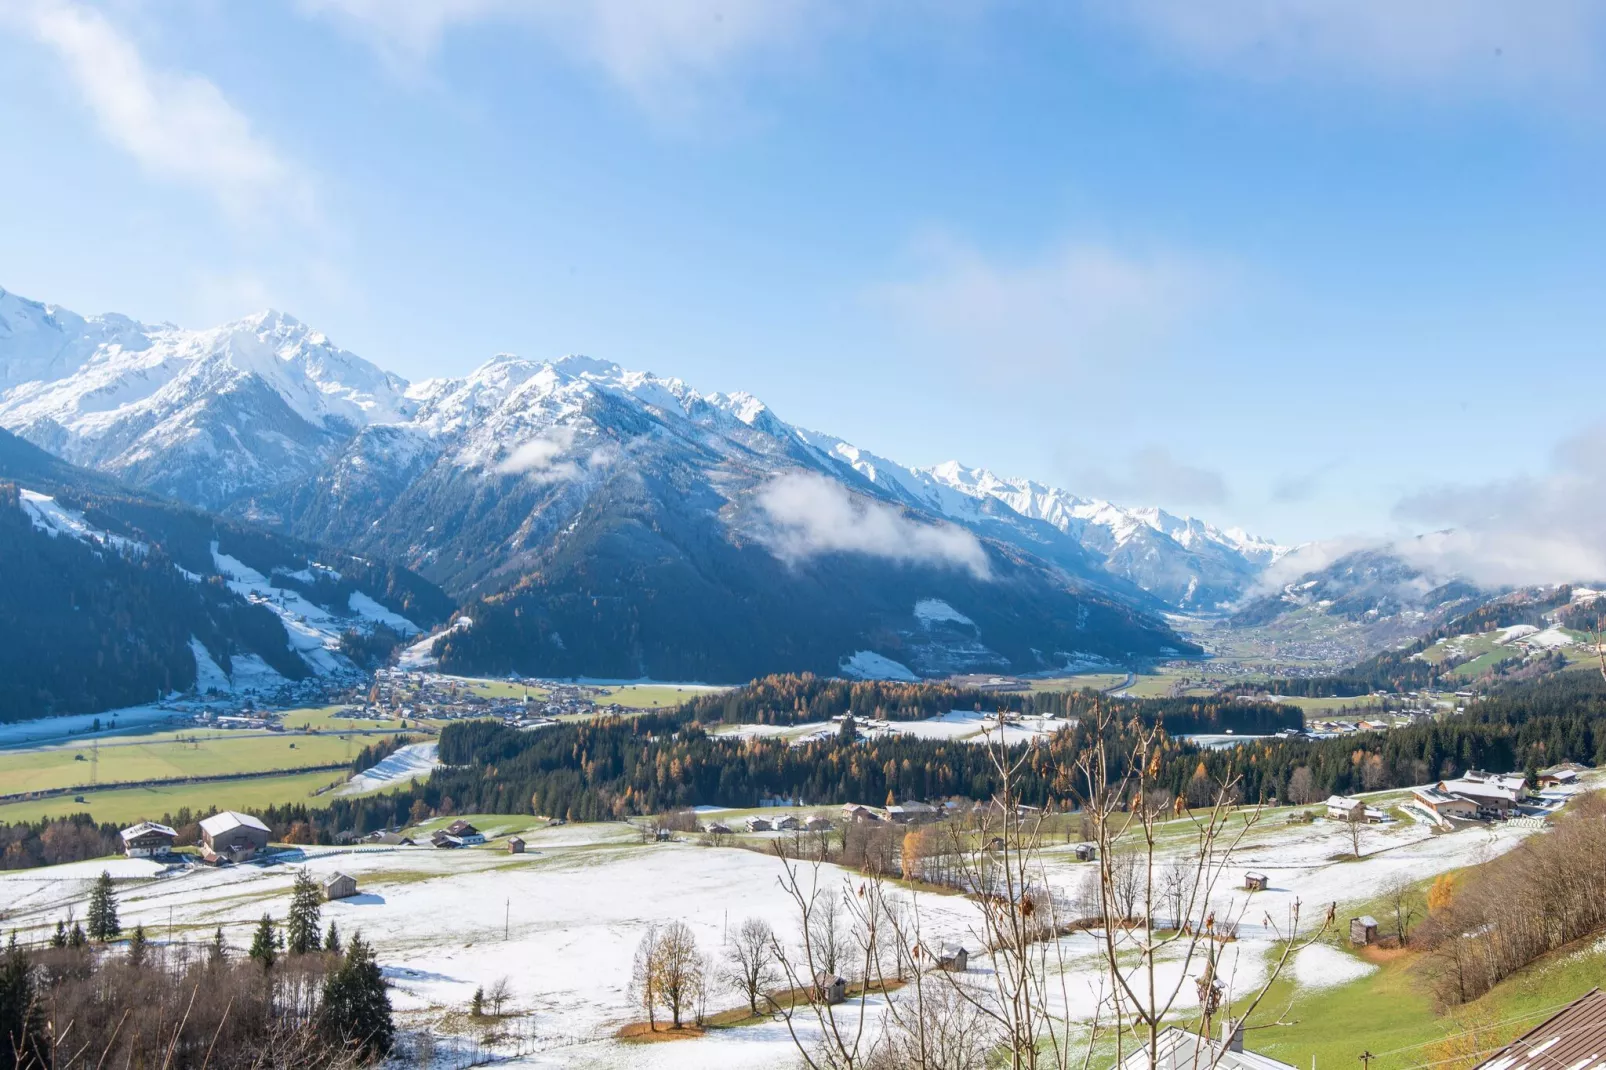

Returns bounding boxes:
[651,921,706,1029]
[629,924,661,1030]
[486,976,513,1017]
[1383,875,1422,946]
[722,917,781,1016]
[1346,809,1366,859]
[1286,766,1316,805]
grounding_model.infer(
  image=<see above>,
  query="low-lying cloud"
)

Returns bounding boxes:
[1392,424,1606,587]
[496,425,597,482]
[757,471,992,579]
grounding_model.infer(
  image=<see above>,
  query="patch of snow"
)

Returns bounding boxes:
[347,591,420,636]
[189,638,232,694]
[1292,943,1377,990]
[18,489,145,554]
[339,742,439,795]
[838,650,919,682]
[913,599,974,628]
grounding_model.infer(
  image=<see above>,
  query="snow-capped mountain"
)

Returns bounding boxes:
[0,288,409,510]
[0,287,1295,680]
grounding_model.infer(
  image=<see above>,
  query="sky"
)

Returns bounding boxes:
[2,0,1606,561]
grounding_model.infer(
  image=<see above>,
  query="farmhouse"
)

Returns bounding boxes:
[886,801,939,825]
[775,815,802,832]
[199,811,271,863]
[704,822,733,835]
[1350,915,1378,946]
[324,873,358,901]
[1325,796,1385,823]
[1439,773,1525,818]
[1115,1021,1296,1070]
[1472,987,1606,1070]
[1413,786,1479,821]
[367,831,414,846]
[746,817,773,833]
[119,821,177,858]
[443,820,485,845]
[841,804,881,824]
[805,815,833,832]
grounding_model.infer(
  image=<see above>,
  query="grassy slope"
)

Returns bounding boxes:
[0,729,364,794]
[0,768,345,825]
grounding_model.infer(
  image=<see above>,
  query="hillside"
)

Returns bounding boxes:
[0,428,452,721]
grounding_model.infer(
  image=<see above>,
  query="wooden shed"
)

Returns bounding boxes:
[1073,844,1097,862]
[1244,872,1269,892]
[507,836,525,854]
[324,873,358,901]
[937,945,969,973]
[813,972,848,1005]
[1350,915,1378,946]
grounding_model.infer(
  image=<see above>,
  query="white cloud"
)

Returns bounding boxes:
[1078,445,1229,508]
[1392,424,1606,587]
[300,0,825,112]
[497,425,581,480]
[757,471,992,579]
[10,0,314,224]
[876,235,1214,377]
[1101,0,1606,98]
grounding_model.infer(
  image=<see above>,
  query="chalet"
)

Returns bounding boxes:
[1439,773,1525,818]
[812,972,848,1005]
[775,815,803,832]
[443,820,485,845]
[841,805,881,824]
[1537,765,1582,789]
[507,836,525,854]
[1325,796,1385,823]
[746,817,773,833]
[1350,915,1378,946]
[199,811,271,863]
[430,831,461,849]
[120,821,177,858]
[936,945,969,973]
[805,815,834,832]
[886,801,939,825]
[1413,786,1479,821]
[1244,872,1269,892]
[1472,988,1606,1070]
[324,873,358,901]
[1115,1021,1297,1070]
[368,831,414,846]
[705,822,733,835]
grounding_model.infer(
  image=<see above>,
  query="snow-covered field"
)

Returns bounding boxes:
[716,709,1072,747]
[1,782,1586,1068]
[339,742,441,794]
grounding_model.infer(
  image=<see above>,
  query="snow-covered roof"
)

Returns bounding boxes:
[119,821,177,842]
[1114,1027,1296,1070]
[1440,777,1523,803]
[199,810,270,836]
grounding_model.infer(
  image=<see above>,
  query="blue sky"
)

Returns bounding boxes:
[3,1,1606,555]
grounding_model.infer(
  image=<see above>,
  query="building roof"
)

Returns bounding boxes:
[1114,1027,1296,1070]
[1353,915,1378,928]
[1440,777,1523,803]
[1414,786,1469,806]
[120,821,177,842]
[1325,795,1363,809]
[324,872,354,887]
[199,811,270,836]
[1475,989,1606,1070]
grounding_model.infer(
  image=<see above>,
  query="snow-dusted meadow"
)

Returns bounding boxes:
[0,783,1584,1068]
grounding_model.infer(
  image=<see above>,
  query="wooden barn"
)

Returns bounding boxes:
[324,873,358,901]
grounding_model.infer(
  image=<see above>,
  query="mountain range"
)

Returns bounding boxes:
[1,286,1306,689]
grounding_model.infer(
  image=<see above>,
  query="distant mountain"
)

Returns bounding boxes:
[0,427,452,720]
[0,288,1299,681]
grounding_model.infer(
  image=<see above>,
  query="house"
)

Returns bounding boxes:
[805,815,833,832]
[507,836,525,854]
[120,821,177,858]
[443,820,485,845]
[369,831,414,846]
[1325,796,1385,823]
[841,804,881,824]
[1114,1021,1297,1070]
[936,945,968,973]
[324,873,358,901]
[1073,843,1097,862]
[705,822,733,835]
[886,801,939,825]
[1472,988,1606,1070]
[430,831,461,848]
[775,815,803,832]
[1438,773,1525,818]
[1412,786,1479,821]
[746,817,773,833]
[199,811,272,863]
[812,972,848,1005]
[1244,871,1269,892]
[1537,765,1582,789]
[1350,915,1378,946]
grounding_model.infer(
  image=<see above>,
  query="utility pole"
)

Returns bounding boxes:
[504,898,510,941]
[1359,1052,1374,1070]
[90,738,99,786]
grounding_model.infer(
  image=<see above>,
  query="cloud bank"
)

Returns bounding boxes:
[496,425,623,483]
[758,471,992,579]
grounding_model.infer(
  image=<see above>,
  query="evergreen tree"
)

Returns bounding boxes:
[324,921,342,955]
[319,933,393,1060]
[68,922,86,949]
[209,927,227,965]
[0,933,47,1070]
[470,986,484,1017]
[86,870,120,942]
[248,914,278,969]
[49,920,66,949]
[127,924,148,968]
[286,870,322,955]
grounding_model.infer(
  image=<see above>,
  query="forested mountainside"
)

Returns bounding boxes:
[0,429,452,721]
[1231,546,1489,635]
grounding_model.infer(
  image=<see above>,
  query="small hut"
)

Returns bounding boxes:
[507,836,525,854]
[324,873,358,901]
[1349,915,1378,946]
[813,972,848,1005]
[1073,844,1097,862]
[937,945,969,973]
[1244,871,1269,892]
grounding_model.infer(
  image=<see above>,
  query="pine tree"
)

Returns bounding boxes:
[68,922,86,949]
[470,986,484,1017]
[319,933,394,1059]
[248,914,279,969]
[86,870,120,942]
[209,927,227,965]
[50,920,66,949]
[127,924,148,968]
[324,921,342,955]
[0,934,48,1069]
[286,870,322,955]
